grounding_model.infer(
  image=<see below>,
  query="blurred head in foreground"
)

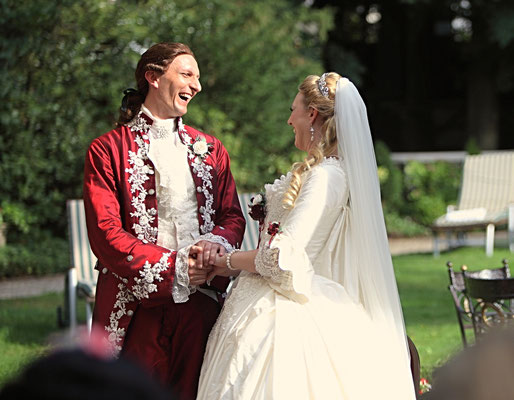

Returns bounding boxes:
[0,328,173,400]
[425,326,514,400]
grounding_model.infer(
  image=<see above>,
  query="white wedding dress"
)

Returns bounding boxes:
[197,157,416,400]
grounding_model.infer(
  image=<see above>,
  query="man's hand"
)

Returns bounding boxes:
[190,240,226,269]
[187,247,212,286]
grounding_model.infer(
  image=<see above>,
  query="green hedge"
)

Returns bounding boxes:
[0,236,68,279]
[376,141,462,237]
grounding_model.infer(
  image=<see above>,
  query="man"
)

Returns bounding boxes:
[83,42,245,399]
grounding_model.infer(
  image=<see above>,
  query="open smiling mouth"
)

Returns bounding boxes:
[179,93,192,102]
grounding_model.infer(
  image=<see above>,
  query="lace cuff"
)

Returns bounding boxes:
[266,233,314,302]
[195,232,235,252]
[172,233,235,303]
[172,245,197,303]
[255,245,294,292]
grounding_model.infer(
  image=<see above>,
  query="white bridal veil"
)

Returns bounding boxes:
[335,78,413,381]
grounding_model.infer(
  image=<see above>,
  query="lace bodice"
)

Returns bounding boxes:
[254,172,295,292]
[258,158,345,281]
[252,158,348,299]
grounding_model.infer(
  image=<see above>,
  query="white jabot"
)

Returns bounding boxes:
[141,104,200,250]
[141,105,213,302]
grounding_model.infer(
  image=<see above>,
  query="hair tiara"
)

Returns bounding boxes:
[318,73,329,98]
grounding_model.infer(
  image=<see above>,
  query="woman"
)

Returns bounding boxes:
[195,73,416,399]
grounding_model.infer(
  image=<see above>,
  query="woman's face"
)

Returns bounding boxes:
[287,92,311,151]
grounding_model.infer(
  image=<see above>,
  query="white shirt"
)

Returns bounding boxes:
[142,105,217,302]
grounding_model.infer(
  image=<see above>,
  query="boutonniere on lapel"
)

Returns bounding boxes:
[188,136,214,163]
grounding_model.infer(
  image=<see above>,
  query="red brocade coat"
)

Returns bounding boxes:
[83,112,245,355]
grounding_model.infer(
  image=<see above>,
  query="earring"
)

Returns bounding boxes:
[310,126,314,142]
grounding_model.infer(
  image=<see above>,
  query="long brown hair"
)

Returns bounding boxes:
[117,42,195,125]
[283,72,341,208]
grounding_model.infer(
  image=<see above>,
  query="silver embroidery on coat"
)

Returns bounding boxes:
[126,116,157,244]
[107,113,221,352]
[132,252,172,300]
[105,282,135,355]
[178,119,216,235]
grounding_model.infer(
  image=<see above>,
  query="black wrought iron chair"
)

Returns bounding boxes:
[446,261,474,347]
[461,259,513,338]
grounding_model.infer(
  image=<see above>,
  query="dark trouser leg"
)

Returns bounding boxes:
[122,292,220,400]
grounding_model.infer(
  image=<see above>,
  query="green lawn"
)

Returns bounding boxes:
[0,292,86,386]
[0,246,512,387]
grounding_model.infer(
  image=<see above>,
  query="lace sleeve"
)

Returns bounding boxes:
[255,245,294,292]
[195,232,235,252]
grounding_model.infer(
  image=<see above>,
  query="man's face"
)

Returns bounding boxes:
[151,54,201,118]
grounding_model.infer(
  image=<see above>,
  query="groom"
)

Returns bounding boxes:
[83,42,245,399]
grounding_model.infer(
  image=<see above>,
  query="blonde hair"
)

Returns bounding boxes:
[283,72,341,208]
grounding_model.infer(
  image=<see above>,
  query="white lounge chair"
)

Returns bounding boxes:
[431,152,514,257]
[65,199,98,332]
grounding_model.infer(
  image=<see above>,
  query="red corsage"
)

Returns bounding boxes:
[267,221,282,245]
[248,192,266,225]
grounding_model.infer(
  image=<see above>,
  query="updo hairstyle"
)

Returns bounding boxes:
[283,72,341,208]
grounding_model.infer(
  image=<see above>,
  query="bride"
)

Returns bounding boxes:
[194,73,416,399]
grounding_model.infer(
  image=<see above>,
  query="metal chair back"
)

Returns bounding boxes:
[446,261,474,347]
[462,259,513,338]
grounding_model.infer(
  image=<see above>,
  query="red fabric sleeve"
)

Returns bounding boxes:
[83,136,176,307]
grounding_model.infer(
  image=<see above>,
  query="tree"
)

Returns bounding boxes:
[0,0,331,239]
[135,0,333,189]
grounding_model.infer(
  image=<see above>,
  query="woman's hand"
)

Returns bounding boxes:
[206,253,245,281]
[213,253,228,269]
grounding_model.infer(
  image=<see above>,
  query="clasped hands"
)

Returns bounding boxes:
[187,240,231,286]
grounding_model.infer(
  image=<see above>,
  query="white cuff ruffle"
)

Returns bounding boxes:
[172,245,197,303]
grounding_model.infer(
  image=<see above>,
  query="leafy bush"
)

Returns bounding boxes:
[375,143,462,236]
[0,235,68,279]
[384,211,428,237]
[375,141,404,212]
[0,201,33,235]
[403,161,461,226]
